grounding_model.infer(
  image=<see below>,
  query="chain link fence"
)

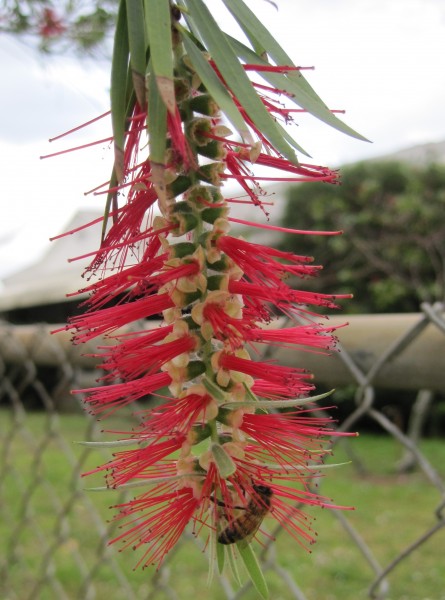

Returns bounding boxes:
[1,303,444,600]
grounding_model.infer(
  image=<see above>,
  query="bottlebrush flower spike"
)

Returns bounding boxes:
[38,8,66,38]
[48,0,366,590]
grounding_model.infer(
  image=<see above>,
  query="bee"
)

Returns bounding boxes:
[217,484,273,545]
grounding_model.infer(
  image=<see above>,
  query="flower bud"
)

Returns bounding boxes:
[206,255,231,271]
[187,93,220,117]
[169,203,199,236]
[196,162,225,186]
[169,242,197,259]
[197,140,226,160]
[201,205,229,224]
[166,175,193,198]
[185,185,224,210]
[217,407,244,428]
[174,77,191,103]
[186,117,213,146]
[206,274,229,291]
[188,423,212,445]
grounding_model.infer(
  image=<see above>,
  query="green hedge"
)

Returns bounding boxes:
[280,161,445,313]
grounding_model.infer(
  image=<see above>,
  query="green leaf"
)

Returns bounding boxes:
[102,167,118,243]
[223,0,369,142]
[216,34,311,156]
[211,443,236,478]
[176,0,201,41]
[126,0,147,107]
[111,0,130,181]
[105,76,136,238]
[183,0,298,162]
[216,539,225,574]
[222,389,335,410]
[264,461,353,472]
[227,545,243,587]
[75,438,146,448]
[145,0,175,113]
[181,33,251,142]
[238,543,269,599]
[147,65,167,164]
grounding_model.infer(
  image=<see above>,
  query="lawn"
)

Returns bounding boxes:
[1,410,444,600]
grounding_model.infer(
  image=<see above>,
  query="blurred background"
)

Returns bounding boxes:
[0,1,444,599]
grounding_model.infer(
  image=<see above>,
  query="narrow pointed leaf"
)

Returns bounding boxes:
[145,0,175,113]
[126,0,147,107]
[111,0,130,181]
[176,0,201,41]
[105,77,136,237]
[227,546,243,587]
[265,461,353,472]
[207,532,217,587]
[147,66,167,164]
[228,34,367,142]
[102,166,118,242]
[223,0,369,141]
[237,543,269,599]
[75,437,147,448]
[223,0,320,101]
[211,443,236,478]
[183,0,298,162]
[221,389,335,410]
[216,540,225,574]
[181,34,251,142]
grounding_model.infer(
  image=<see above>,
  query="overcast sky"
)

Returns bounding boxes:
[1,0,445,280]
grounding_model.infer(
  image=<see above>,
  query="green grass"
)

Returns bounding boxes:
[1,410,445,600]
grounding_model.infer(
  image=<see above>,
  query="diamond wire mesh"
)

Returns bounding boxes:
[0,305,444,600]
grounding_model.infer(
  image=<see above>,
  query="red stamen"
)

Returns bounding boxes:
[228,217,342,236]
[48,111,111,142]
[74,371,172,415]
[69,293,175,343]
[40,136,113,159]
[242,64,314,72]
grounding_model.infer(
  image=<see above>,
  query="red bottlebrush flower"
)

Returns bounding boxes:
[245,323,340,352]
[99,331,198,381]
[218,351,313,389]
[239,410,338,468]
[118,103,195,182]
[47,1,363,577]
[76,252,168,309]
[69,293,175,343]
[202,302,253,349]
[122,106,147,174]
[111,483,202,569]
[228,280,348,325]
[38,8,66,38]
[252,379,314,400]
[90,181,161,274]
[136,387,217,437]
[75,371,172,416]
[217,235,321,286]
[191,290,255,350]
[103,434,188,487]
[223,145,339,184]
[223,150,266,212]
